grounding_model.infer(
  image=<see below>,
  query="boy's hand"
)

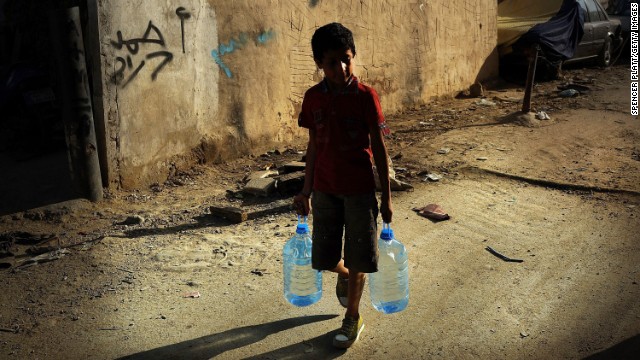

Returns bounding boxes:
[380,199,393,224]
[293,193,311,216]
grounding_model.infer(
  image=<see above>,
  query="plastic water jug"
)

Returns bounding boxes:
[283,216,322,306]
[369,223,409,314]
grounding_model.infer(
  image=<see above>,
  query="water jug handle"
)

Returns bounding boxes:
[298,214,308,225]
[382,222,391,231]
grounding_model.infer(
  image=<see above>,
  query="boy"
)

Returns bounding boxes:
[293,22,393,349]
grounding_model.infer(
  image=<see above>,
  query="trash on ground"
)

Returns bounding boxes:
[15,249,70,269]
[424,174,442,182]
[535,111,551,120]
[558,89,579,97]
[183,291,201,298]
[477,156,488,161]
[413,204,450,221]
[389,178,414,191]
[374,164,413,191]
[27,236,62,255]
[475,98,496,106]
[558,83,591,93]
[485,246,523,263]
[437,148,451,154]
[494,96,522,103]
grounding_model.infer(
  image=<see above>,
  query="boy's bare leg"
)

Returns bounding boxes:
[330,258,349,279]
[345,271,365,318]
[330,260,365,317]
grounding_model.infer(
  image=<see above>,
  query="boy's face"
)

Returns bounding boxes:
[316,48,355,90]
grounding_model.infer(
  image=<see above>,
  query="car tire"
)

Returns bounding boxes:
[598,37,612,67]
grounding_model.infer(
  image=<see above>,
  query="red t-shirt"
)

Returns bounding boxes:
[298,76,390,195]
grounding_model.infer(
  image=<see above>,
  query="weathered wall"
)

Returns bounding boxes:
[97,0,497,189]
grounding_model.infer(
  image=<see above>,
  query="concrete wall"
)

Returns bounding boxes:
[96,0,498,189]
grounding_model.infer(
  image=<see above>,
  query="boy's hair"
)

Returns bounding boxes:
[311,22,356,61]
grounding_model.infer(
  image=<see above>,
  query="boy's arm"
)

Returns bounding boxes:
[301,129,317,196]
[369,123,393,223]
[293,129,316,216]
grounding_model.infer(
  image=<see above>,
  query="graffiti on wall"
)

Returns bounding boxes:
[110,12,274,84]
[111,21,174,88]
[175,7,191,54]
[211,29,275,78]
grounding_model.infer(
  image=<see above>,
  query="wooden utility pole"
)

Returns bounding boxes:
[49,7,103,202]
[522,44,540,113]
[85,0,110,186]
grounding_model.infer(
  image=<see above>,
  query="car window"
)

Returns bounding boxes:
[584,0,603,22]
[595,1,608,20]
[577,0,592,22]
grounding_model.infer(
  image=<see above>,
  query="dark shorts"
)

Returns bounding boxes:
[311,191,379,273]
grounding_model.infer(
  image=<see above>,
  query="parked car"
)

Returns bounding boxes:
[607,0,634,57]
[498,0,622,81]
[606,0,633,37]
[566,0,622,67]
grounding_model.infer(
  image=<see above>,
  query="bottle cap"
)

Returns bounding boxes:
[296,215,309,234]
[296,223,309,234]
[380,223,394,240]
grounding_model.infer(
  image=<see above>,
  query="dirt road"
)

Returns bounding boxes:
[0,64,639,359]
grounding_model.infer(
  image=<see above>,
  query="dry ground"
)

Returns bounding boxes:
[0,63,639,360]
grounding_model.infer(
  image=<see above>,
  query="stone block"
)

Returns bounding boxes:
[275,171,305,195]
[243,177,276,196]
[279,161,306,174]
[245,170,279,182]
[209,206,248,223]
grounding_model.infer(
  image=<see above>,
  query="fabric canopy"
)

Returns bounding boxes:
[497,0,564,50]
[498,0,586,61]
[515,0,585,61]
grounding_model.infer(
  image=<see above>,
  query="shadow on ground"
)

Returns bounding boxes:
[583,334,640,360]
[117,314,342,360]
[120,202,295,239]
[119,214,232,239]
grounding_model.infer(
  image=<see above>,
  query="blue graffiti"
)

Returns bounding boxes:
[211,29,275,78]
[211,33,249,78]
[256,29,275,44]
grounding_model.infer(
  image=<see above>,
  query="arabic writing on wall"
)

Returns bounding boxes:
[110,20,174,88]
[110,9,275,85]
[175,7,191,54]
